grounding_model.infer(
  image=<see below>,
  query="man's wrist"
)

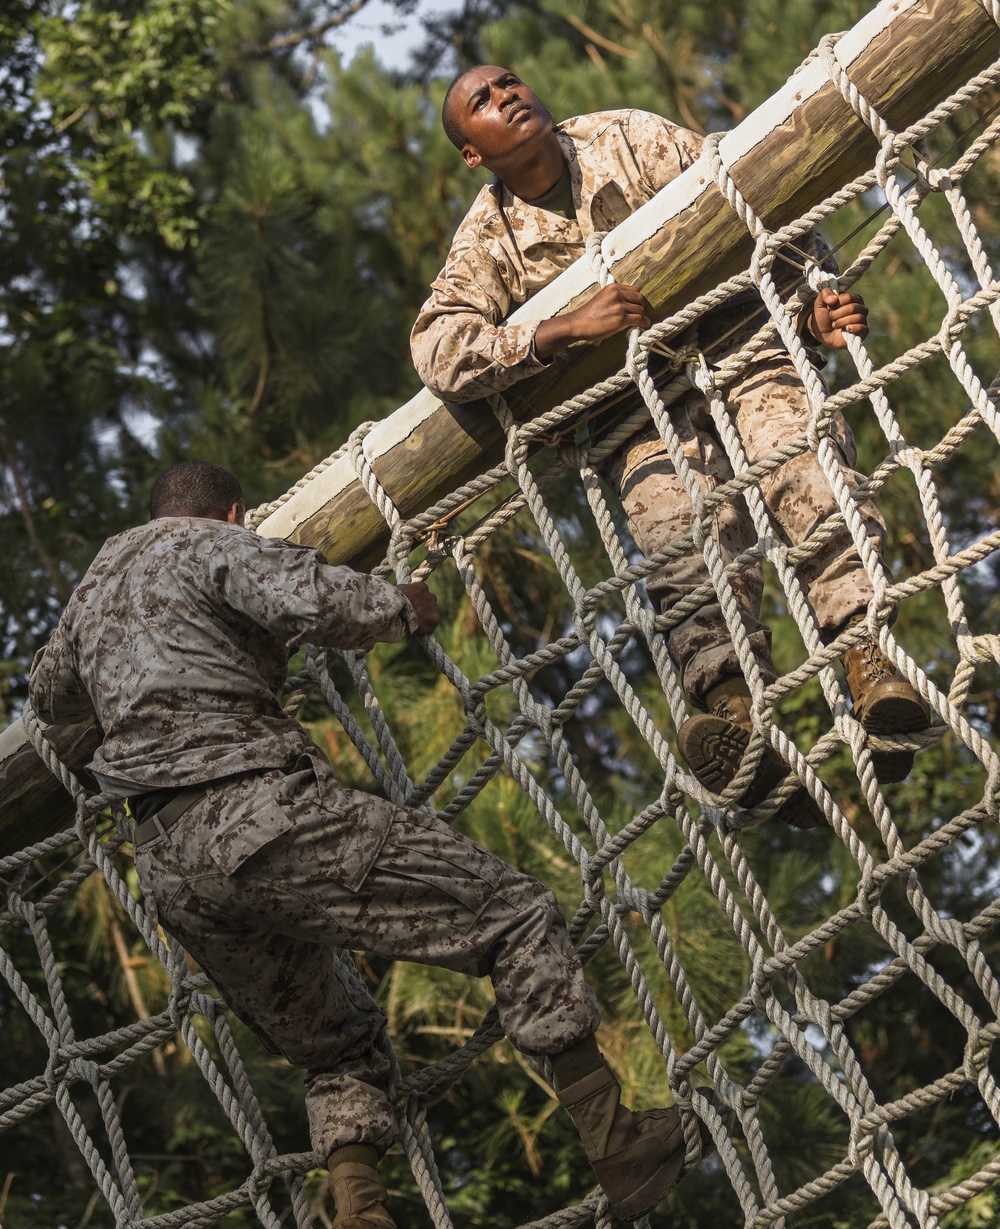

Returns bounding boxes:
[535,314,581,360]
[798,305,820,347]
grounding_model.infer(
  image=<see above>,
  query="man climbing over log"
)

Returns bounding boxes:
[28,460,720,1228]
[411,66,931,819]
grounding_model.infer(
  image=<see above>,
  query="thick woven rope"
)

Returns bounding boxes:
[5,15,1000,1229]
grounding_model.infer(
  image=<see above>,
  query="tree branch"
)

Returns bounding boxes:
[246,0,373,56]
[0,429,73,604]
[564,14,638,59]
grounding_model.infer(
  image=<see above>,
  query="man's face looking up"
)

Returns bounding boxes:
[449,67,553,171]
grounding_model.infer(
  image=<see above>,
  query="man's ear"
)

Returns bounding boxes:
[226,502,244,526]
[461,144,483,171]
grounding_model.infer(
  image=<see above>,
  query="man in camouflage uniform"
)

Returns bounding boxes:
[410,66,930,813]
[29,460,716,1228]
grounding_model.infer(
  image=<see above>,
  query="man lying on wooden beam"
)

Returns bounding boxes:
[411,66,930,822]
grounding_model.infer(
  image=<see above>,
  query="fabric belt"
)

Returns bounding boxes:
[130,785,206,846]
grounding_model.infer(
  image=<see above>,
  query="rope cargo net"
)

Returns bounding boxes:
[5,16,1000,1229]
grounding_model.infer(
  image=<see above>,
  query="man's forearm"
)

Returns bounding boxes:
[534,315,587,361]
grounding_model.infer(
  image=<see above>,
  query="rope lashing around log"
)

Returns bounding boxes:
[5,12,1000,1229]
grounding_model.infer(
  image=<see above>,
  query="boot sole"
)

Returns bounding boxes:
[857,690,930,735]
[855,686,929,784]
[868,749,914,785]
[334,1218,396,1229]
[678,714,821,829]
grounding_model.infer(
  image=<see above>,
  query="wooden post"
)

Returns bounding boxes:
[1,0,997,851]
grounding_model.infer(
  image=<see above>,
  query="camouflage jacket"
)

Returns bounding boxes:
[411,109,703,403]
[29,518,417,790]
[411,108,828,404]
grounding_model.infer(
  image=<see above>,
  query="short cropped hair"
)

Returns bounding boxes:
[442,67,480,150]
[149,461,245,521]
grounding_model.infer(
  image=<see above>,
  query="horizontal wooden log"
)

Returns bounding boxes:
[260,0,998,561]
[0,717,100,855]
[1,0,996,853]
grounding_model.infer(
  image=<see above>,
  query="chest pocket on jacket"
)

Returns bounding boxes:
[589,182,634,230]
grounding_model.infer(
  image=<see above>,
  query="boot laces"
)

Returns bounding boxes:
[857,635,894,685]
[712,694,753,731]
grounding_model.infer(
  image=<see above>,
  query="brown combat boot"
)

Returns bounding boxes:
[327,1146,396,1229]
[677,678,821,829]
[556,1060,716,1218]
[841,617,930,783]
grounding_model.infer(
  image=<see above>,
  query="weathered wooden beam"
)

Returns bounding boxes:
[0,717,100,854]
[1,0,996,852]
[261,0,998,560]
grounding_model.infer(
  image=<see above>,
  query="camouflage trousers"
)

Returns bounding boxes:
[134,758,600,1159]
[606,352,887,709]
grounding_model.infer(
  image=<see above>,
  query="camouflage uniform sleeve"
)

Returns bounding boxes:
[624,110,704,193]
[410,227,550,404]
[212,533,418,653]
[28,626,96,725]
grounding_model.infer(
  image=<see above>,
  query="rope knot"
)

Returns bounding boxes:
[111,798,135,843]
[686,350,716,397]
[70,1057,101,1086]
[847,1121,882,1168]
[963,1023,989,1084]
[926,914,967,951]
[387,524,416,580]
[246,1165,275,1203]
[167,976,197,1030]
[505,435,531,471]
[937,302,970,354]
[806,258,840,298]
[44,1047,70,1092]
[749,960,774,1009]
[918,162,953,192]
[573,601,597,642]
[855,871,882,919]
[581,868,607,913]
[465,700,489,740]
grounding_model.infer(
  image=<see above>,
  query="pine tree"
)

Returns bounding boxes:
[3,3,999,1227]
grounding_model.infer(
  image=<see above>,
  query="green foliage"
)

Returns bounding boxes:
[35,0,220,247]
[3,1,1000,1227]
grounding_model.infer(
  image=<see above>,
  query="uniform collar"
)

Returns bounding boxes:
[488,128,595,249]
